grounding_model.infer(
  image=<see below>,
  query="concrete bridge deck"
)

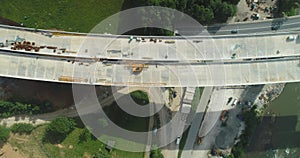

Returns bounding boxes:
[0,25,299,86]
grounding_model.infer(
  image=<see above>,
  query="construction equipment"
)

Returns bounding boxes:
[129,63,148,73]
[58,76,87,82]
[197,136,204,144]
[220,110,229,122]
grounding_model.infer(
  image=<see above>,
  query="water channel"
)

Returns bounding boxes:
[245,83,300,158]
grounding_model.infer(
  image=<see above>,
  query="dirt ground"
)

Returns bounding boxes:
[1,143,26,158]
[232,0,278,23]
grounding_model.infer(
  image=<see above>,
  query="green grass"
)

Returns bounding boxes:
[112,149,144,158]
[0,0,125,32]
[9,124,145,158]
[130,90,149,105]
[178,126,190,158]
[43,128,104,158]
[191,87,204,111]
[44,127,145,158]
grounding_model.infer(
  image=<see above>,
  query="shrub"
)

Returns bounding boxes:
[150,145,164,158]
[0,100,53,118]
[11,123,34,134]
[0,125,10,143]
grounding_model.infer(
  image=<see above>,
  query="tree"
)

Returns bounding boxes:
[43,117,76,143]
[278,0,300,16]
[190,4,214,24]
[0,125,10,143]
[177,0,187,11]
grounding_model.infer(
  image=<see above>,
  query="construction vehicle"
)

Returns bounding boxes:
[197,136,204,144]
[220,110,229,122]
[129,63,148,73]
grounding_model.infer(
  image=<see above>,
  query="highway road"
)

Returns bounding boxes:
[1,15,300,37]
[206,15,300,35]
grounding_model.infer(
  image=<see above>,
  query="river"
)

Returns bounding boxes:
[245,83,300,158]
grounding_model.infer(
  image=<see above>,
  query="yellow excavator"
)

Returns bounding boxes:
[129,63,148,73]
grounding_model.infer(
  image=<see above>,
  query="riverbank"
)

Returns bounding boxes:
[245,83,300,158]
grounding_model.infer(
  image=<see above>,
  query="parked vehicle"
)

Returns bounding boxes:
[286,35,295,41]
[231,29,238,34]
[176,136,181,145]
[271,25,279,30]
[232,99,238,106]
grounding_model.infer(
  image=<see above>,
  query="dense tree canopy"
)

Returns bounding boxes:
[0,100,53,118]
[278,0,300,16]
[43,117,76,143]
[135,0,238,24]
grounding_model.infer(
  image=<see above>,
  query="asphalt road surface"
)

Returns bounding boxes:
[206,16,300,35]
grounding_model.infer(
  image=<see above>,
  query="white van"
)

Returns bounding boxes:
[176,136,181,145]
[287,36,295,41]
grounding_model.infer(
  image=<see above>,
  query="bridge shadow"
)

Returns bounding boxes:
[0,16,21,26]
[246,115,300,152]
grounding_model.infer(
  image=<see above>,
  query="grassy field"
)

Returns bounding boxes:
[9,125,144,158]
[0,0,125,32]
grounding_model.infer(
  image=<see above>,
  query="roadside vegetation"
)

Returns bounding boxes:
[123,0,238,24]
[0,100,53,118]
[278,0,300,16]
[191,87,204,111]
[130,90,149,105]
[11,123,34,134]
[0,125,10,144]
[6,116,144,158]
[150,145,164,158]
[178,127,190,158]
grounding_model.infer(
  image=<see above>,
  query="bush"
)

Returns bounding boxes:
[11,123,34,134]
[43,117,76,143]
[231,105,259,157]
[0,125,10,143]
[0,100,53,118]
[150,145,164,158]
